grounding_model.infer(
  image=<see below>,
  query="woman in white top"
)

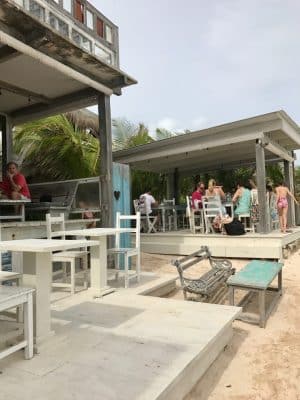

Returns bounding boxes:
[205,179,226,216]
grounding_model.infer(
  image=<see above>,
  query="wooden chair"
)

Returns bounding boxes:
[202,196,223,233]
[186,196,204,234]
[46,213,88,294]
[108,212,141,288]
[238,213,255,232]
[133,199,157,233]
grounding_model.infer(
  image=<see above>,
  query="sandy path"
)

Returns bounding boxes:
[140,251,300,400]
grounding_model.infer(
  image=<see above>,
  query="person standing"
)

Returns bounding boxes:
[232,182,251,217]
[275,182,299,233]
[0,161,31,200]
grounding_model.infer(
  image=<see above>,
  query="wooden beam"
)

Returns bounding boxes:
[0,115,13,176]
[256,140,270,233]
[262,136,294,162]
[98,93,113,228]
[284,160,296,227]
[0,45,20,63]
[0,79,51,104]
[11,88,98,125]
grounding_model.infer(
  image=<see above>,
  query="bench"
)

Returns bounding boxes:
[227,260,283,328]
[0,199,31,222]
[172,246,235,300]
[0,286,34,360]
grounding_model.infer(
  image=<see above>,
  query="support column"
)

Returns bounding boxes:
[98,94,113,228]
[284,160,295,227]
[1,115,13,177]
[174,168,180,204]
[256,140,269,233]
[166,172,175,200]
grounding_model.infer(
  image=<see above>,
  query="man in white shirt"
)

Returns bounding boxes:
[139,191,158,215]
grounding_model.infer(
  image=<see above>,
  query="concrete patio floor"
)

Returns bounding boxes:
[0,273,240,400]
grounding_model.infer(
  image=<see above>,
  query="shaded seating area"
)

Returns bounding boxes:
[114,111,300,235]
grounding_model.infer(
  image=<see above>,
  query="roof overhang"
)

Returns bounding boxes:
[113,111,300,174]
[0,0,137,124]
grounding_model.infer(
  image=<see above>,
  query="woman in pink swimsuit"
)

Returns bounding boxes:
[275,183,299,233]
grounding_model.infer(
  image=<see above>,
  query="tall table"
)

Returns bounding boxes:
[0,238,98,348]
[158,205,187,232]
[62,228,132,297]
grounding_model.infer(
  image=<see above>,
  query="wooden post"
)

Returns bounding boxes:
[98,94,113,228]
[166,172,175,199]
[284,160,295,227]
[174,168,179,204]
[1,115,13,177]
[255,140,269,233]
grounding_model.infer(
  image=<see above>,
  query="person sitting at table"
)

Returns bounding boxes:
[191,182,205,209]
[232,181,251,217]
[139,190,161,226]
[205,178,226,215]
[78,200,96,229]
[0,161,31,200]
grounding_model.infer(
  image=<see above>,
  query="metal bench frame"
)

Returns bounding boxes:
[172,246,235,300]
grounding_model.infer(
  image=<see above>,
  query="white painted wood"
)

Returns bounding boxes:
[0,286,34,360]
[0,238,98,252]
[63,228,132,296]
[46,213,89,293]
[0,239,98,347]
[108,212,141,288]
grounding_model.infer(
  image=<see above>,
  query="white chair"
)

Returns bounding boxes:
[108,212,141,288]
[202,196,223,233]
[46,213,89,294]
[186,196,204,234]
[238,213,255,232]
[133,199,157,233]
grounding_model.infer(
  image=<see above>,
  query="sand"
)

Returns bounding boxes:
[140,251,300,400]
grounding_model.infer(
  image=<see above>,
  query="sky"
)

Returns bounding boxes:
[89,0,300,158]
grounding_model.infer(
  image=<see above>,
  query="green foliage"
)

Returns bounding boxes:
[265,164,284,186]
[14,114,99,182]
[112,119,153,150]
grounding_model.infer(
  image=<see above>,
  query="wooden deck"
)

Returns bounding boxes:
[139,227,300,260]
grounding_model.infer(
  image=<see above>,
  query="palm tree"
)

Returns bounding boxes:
[14,114,99,182]
[112,118,154,150]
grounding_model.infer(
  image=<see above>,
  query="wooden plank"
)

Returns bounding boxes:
[98,93,113,228]
[227,260,283,289]
[256,140,270,233]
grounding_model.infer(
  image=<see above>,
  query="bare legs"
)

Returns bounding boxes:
[278,206,288,233]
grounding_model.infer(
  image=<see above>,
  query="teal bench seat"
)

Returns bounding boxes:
[227,260,283,328]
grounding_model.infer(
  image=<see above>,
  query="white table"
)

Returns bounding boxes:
[63,228,132,297]
[0,239,98,348]
[0,286,34,360]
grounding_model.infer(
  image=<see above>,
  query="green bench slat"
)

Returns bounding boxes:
[227,260,283,289]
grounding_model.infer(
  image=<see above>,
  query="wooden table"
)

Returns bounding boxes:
[158,205,186,232]
[62,228,132,297]
[227,260,283,327]
[0,286,35,360]
[0,238,98,348]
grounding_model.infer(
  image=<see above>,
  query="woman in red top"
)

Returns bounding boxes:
[0,162,31,200]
